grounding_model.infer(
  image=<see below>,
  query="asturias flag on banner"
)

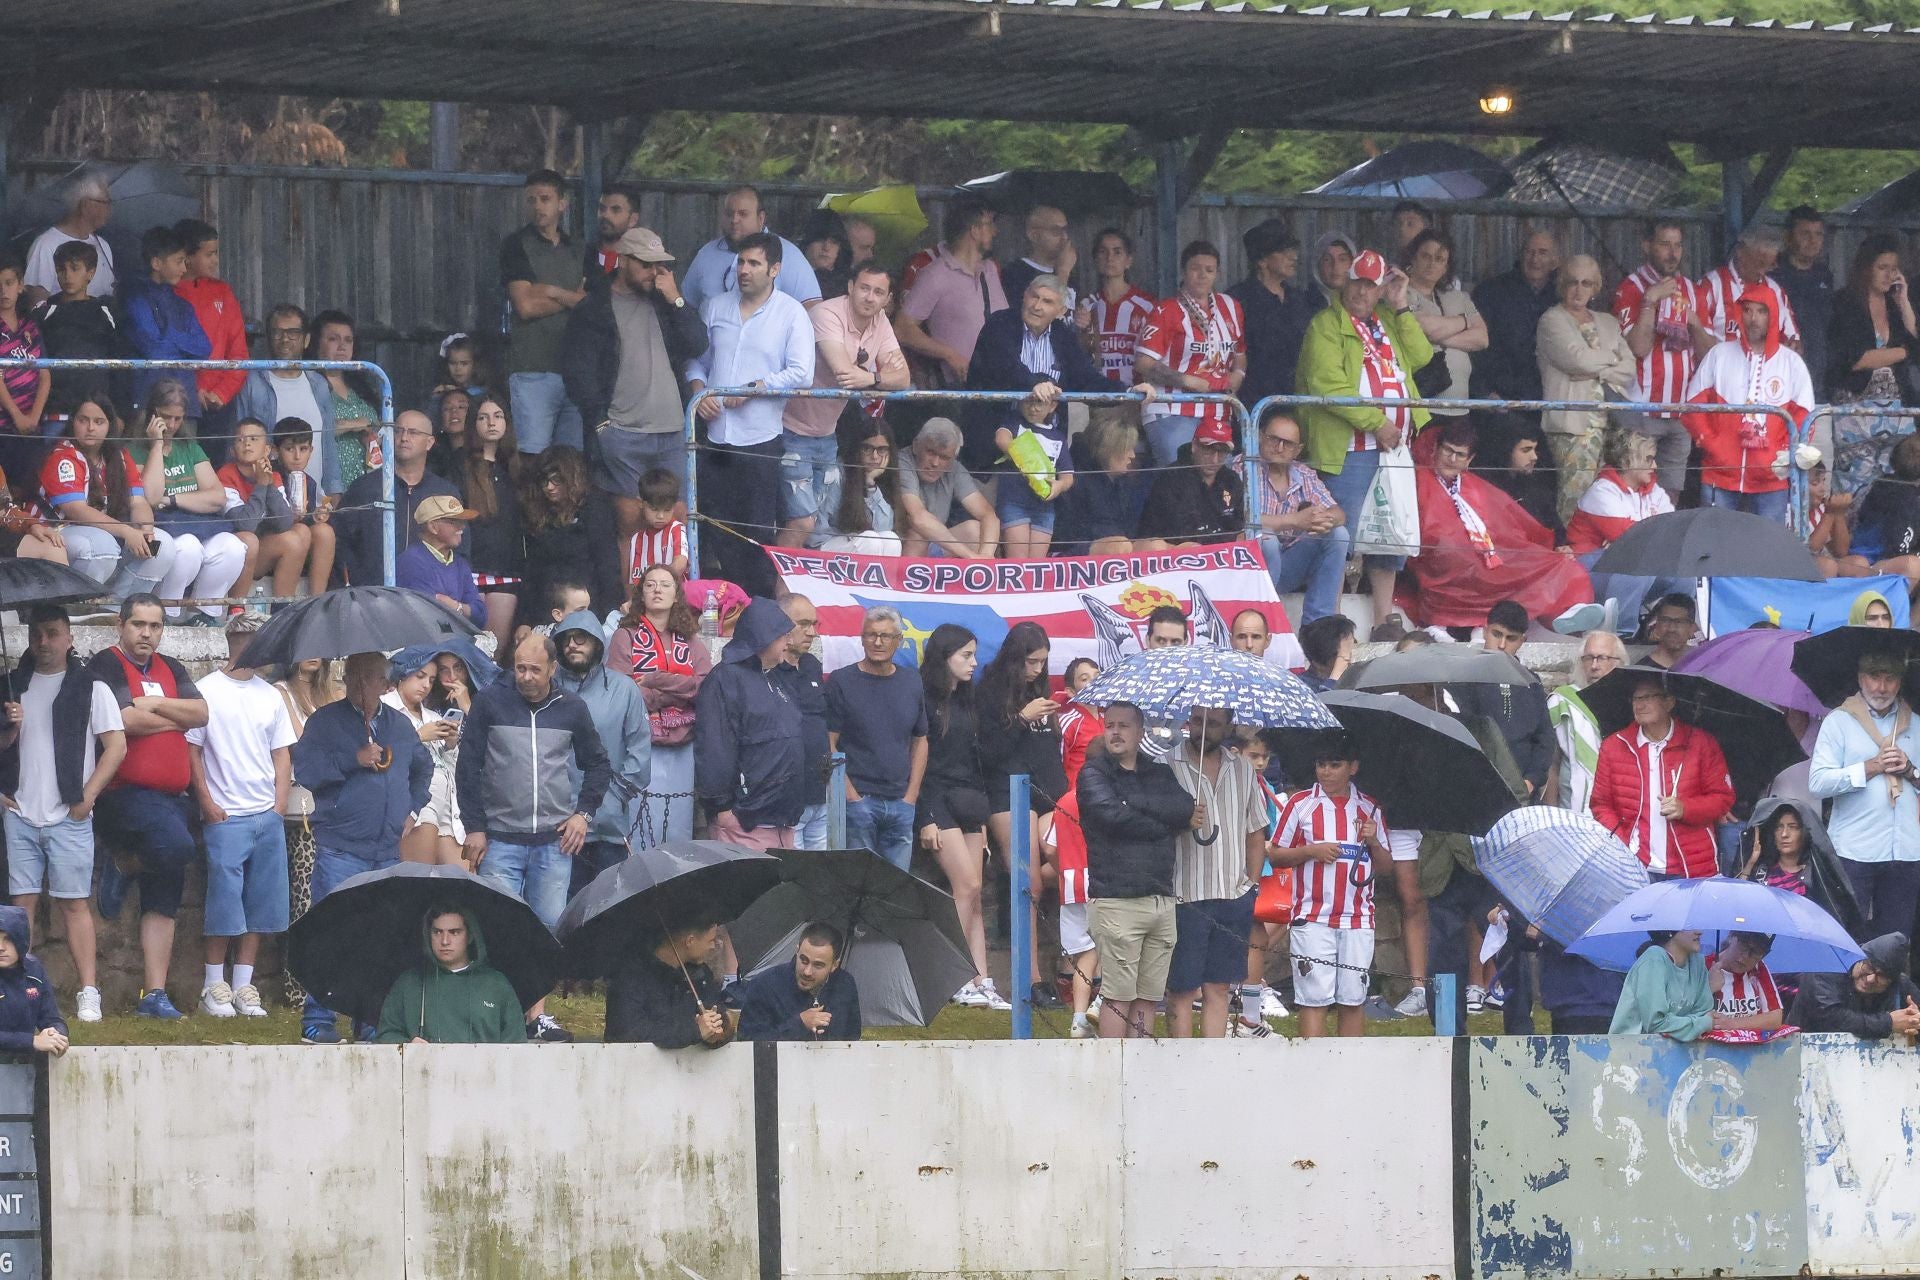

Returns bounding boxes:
[1707,573,1911,635]
[769,541,1299,676]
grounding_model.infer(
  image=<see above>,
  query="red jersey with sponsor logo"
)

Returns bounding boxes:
[1614,265,1709,413]
[1088,286,1157,383]
[39,440,145,518]
[1136,291,1245,420]
[1274,783,1387,930]
[1707,954,1782,1019]
[628,521,689,579]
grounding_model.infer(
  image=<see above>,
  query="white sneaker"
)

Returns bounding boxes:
[76,987,102,1023]
[1259,989,1292,1020]
[952,981,992,1008]
[1395,986,1429,1018]
[1466,984,1487,1013]
[232,984,268,1018]
[200,982,237,1018]
[978,978,1013,1012]
[1069,1015,1093,1040]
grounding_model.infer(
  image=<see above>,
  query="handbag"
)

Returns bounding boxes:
[1412,350,1452,398]
[1252,869,1295,925]
[1351,442,1421,558]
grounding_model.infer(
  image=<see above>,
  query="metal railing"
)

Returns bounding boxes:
[681,387,1252,567]
[0,357,399,586]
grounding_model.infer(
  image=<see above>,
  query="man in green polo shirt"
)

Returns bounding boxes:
[499,168,588,456]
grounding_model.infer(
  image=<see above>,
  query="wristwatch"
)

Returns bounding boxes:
[671,296,686,309]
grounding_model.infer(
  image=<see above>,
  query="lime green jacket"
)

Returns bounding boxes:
[1294,303,1435,474]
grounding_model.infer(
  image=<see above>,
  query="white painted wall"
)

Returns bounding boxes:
[1799,1034,1920,1277]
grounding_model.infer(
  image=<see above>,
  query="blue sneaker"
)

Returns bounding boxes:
[134,988,184,1020]
[302,1021,342,1044]
[96,858,127,921]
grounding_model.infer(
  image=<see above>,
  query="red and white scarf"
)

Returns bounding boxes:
[1440,473,1501,567]
[1351,311,1412,451]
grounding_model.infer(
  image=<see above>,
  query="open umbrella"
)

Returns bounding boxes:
[1672,627,1825,719]
[1338,643,1534,692]
[1569,875,1864,973]
[1833,171,1920,221]
[238,585,479,667]
[285,862,561,1024]
[1579,667,1806,805]
[1311,140,1512,202]
[1475,807,1648,947]
[1789,625,1920,707]
[957,170,1137,218]
[1506,135,1686,211]
[1073,645,1336,731]
[730,847,975,1027]
[820,185,927,265]
[1740,796,1867,938]
[0,559,106,661]
[1593,508,1822,583]
[557,839,780,978]
[1271,691,1519,836]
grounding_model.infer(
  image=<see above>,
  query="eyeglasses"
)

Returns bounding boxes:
[859,442,892,456]
[268,326,306,340]
[1261,435,1302,449]
[1581,653,1621,664]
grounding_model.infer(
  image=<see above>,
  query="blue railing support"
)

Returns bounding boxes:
[827,752,848,850]
[1010,771,1033,1041]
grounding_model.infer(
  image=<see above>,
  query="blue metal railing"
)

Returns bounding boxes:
[0,356,400,586]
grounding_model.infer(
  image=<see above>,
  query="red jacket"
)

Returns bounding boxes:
[1680,283,1812,495]
[175,277,248,405]
[1589,719,1734,878]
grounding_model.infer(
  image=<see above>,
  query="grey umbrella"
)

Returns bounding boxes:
[729,847,975,1027]
[1592,508,1823,583]
[1312,140,1512,202]
[1339,644,1536,692]
[237,585,479,667]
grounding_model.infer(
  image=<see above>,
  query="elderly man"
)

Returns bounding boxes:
[897,196,1006,390]
[1699,224,1800,348]
[1788,932,1920,1041]
[1547,630,1628,812]
[1001,205,1079,314]
[25,172,115,300]
[775,594,830,851]
[1471,230,1561,404]
[737,921,862,1042]
[1134,240,1247,468]
[898,418,998,559]
[1810,650,1920,941]
[682,185,822,314]
[1590,674,1734,880]
[1247,407,1347,624]
[686,233,815,584]
[827,606,928,872]
[966,273,1151,472]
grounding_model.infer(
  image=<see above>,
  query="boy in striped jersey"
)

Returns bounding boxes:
[1274,732,1389,1038]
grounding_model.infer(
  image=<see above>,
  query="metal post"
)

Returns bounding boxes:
[827,752,847,849]
[1434,973,1460,1037]
[0,102,11,230]
[429,103,460,173]
[581,119,609,243]
[1720,157,1750,257]
[1154,138,1185,298]
[1010,772,1032,1039]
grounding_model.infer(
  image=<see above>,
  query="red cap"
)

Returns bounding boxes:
[1349,249,1390,284]
[1194,419,1235,448]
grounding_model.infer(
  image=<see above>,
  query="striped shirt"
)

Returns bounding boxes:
[1167,741,1269,903]
[1614,265,1709,414]
[1089,286,1157,382]
[629,520,688,579]
[1707,955,1782,1019]
[1049,791,1090,907]
[1699,263,1799,346]
[1274,784,1388,930]
[1136,291,1245,420]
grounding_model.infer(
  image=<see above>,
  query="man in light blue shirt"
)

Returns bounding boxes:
[682,186,822,314]
[1809,650,1920,941]
[686,232,816,587]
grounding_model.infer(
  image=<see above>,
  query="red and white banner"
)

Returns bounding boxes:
[769,540,1300,675]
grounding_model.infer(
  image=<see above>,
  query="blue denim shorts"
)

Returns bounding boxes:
[995,473,1057,534]
[5,813,95,899]
[202,809,291,936]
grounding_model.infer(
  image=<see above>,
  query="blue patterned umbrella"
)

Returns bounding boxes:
[1071,646,1337,731]
[1569,876,1864,974]
[1475,807,1648,948]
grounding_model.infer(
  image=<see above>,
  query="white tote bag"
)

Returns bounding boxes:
[1351,443,1421,558]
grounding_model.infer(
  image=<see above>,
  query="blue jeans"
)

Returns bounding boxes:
[303,845,399,1031]
[846,796,917,871]
[476,839,572,929]
[779,431,841,524]
[1260,525,1351,625]
[1143,415,1198,469]
[1704,484,1789,523]
[794,803,829,852]
[1320,450,1406,572]
[1578,551,1691,638]
[510,372,584,455]
[201,809,290,936]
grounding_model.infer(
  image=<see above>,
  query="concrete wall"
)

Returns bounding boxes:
[39,1035,1920,1279]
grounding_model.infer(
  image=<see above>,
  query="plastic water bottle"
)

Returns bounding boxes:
[700,595,720,641]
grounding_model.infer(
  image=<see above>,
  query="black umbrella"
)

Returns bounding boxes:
[1311,140,1512,201]
[1592,508,1822,583]
[557,839,781,979]
[0,559,108,661]
[1339,644,1536,692]
[1579,667,1806,805]
[956,170,1138,217]
[285,862,561,1025]
[1271,691,1521,836]
[238,585,479,667]
[1789,625,1920,708]
[730,847,975,1027]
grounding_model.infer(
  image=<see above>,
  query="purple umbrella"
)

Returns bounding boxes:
[1672,627,1826,720]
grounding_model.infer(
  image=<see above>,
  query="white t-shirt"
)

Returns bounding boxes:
[12,672,123,827]
[185,671,296,817]
[270,374,328,491]
[25,228,116,297]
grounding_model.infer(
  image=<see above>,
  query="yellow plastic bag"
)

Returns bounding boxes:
[1005,428,1057,499]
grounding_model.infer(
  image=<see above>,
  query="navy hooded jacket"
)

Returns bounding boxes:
[737,964,861,1042]
[694,598,806,830]
[0,905,66,1053]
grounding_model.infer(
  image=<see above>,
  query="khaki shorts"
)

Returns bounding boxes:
[1088,895,1177,1002]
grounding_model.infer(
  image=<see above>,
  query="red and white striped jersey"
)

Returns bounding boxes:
[1056,699,1104,790]
[1566,466,1675,555]
[1707,955,1782,1019]
[1613,266,1710,412]
[1088,286,1157,383]
[899,247,936,296]
[1136,291,1245,420]
[1049,791,1090,907]
[1274,783,1388,930]
[628,520,688,580]
[1698,263,1800,346]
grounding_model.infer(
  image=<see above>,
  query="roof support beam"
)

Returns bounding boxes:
[1720,146,1795,247]
[1154,123,1229,296]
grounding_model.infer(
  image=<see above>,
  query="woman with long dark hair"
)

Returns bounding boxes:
[308,310,383,489]
[609,564,710,844]
[1828,234,1920,498]
[813,415,902,554]
[518,445,621,627]
[1742,796,1865,938]
[40,393,176,597]
[457,391,525,656]
[915,623,1005,1010]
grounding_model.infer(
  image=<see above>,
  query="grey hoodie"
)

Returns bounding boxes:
[552,610,651,844]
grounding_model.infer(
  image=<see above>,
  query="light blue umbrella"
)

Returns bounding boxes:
[1475,807,1648,948]
[1568,876,1865,974]
[1071,646,1337,731]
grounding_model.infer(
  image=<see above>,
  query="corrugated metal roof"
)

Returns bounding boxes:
[22,0,1920,151]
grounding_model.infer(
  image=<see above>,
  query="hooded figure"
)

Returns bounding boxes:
[552,610,651,853]
[1741,795,1866,937]
[693,598,806,834]
[375,906,526,1044]
[1848,590,1895,627]
[1788,932,1920,1040]
[0,905,67,1055]
[1682,284,1815,499]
